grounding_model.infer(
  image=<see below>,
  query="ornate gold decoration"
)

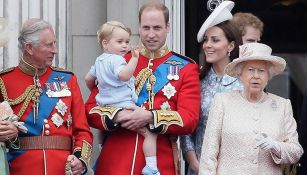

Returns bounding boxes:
[89,106,122,120]
[134,67,152,96]
[50,66,73,74]
[18,58,46,76]
[0,78,36,119]
[134,57,157,109]
[80,140,92,167]
[152,110,183,128]
[139,44,169,59]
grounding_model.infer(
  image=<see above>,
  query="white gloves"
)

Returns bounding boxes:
[1,114,28,133]
[256,133,281,157]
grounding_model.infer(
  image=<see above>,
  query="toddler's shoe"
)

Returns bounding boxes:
[141,165,161,175]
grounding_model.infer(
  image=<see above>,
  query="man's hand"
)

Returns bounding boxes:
[0,121,18,142]
[66,155,84,175]
[115,105,153,131]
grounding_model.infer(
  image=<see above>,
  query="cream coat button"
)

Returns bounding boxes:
[45,130,50,135]
[44,119,48,123]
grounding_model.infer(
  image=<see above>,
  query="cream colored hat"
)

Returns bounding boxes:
[0,17,9,47]
[197,0,234,43]
[225,43,286,78]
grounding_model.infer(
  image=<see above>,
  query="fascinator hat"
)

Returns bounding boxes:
[225,43,286,78]
[0,17,9,47]
[197,0,235,43]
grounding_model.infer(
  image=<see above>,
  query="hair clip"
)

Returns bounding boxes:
[207,0,224,12]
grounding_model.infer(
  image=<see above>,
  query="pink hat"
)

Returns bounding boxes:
[225,43,286,78]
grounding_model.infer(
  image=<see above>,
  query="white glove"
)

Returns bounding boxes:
[256,133,281,157]
[1,114,28,133]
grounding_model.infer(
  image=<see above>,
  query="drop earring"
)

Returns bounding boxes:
[227,50,231,57]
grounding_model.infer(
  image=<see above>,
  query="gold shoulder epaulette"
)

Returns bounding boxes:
[171,51,196,64]
[0,67,14,75]
[50,66,73,74]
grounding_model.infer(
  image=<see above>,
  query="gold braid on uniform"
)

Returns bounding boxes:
[0,78,36,119]
[134,67,153,96]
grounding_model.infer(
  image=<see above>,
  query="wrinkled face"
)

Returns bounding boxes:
[28,28,57,68]
[240,60,269,95]
[103,27,130,57]
[242,26,261,44]
[139,9,169,52]
[202,26,234,65]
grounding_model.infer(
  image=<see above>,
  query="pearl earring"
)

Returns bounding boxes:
[227,50,231,57]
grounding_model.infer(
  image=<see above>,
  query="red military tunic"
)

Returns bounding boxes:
[0,60,93,175]
[86,46,200,175]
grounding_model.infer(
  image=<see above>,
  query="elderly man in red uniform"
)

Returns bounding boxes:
[0,18,93,175]
[85,2,200,175]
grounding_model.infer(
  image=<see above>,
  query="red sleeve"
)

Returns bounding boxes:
[85,87,107,131]
[70,75,93,148]
[165,63,200,135]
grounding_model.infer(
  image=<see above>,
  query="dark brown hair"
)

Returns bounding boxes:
[199,20,243,80]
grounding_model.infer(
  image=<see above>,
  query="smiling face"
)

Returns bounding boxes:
[102,27,130,57]
[202,26,234,69]
[139,8,170,52]
[240,60,270,96]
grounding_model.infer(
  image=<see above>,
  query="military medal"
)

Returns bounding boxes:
[160,101,171,110]
[46,81,71,97]
[67,113,72,128]
[162,83,176,99]
[173,66,180,80]
[51,113,64,127]
[167,66,174,80]
[55,99,68,116]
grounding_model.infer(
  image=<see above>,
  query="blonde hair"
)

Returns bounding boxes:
[97,21,131,48]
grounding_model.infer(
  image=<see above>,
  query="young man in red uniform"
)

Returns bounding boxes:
[85,2,200,175]
[0,18,93,175]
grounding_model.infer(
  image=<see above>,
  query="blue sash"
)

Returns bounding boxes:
[8,71,72,162]
[136,54,189,106]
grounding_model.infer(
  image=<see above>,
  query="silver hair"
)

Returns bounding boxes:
[18,20,53,51]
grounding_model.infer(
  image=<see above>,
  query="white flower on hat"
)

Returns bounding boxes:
[0,17,9,47]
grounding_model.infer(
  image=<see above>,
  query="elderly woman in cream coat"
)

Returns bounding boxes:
[199,43,303,175]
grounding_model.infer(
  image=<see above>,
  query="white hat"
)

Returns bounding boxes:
[0,17,9,47]
[225,43,286,78]
[197,1,235,43]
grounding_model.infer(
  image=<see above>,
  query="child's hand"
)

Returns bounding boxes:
[131,46,140,58]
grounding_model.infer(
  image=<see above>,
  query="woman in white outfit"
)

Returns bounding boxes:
[199,42,303,175]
